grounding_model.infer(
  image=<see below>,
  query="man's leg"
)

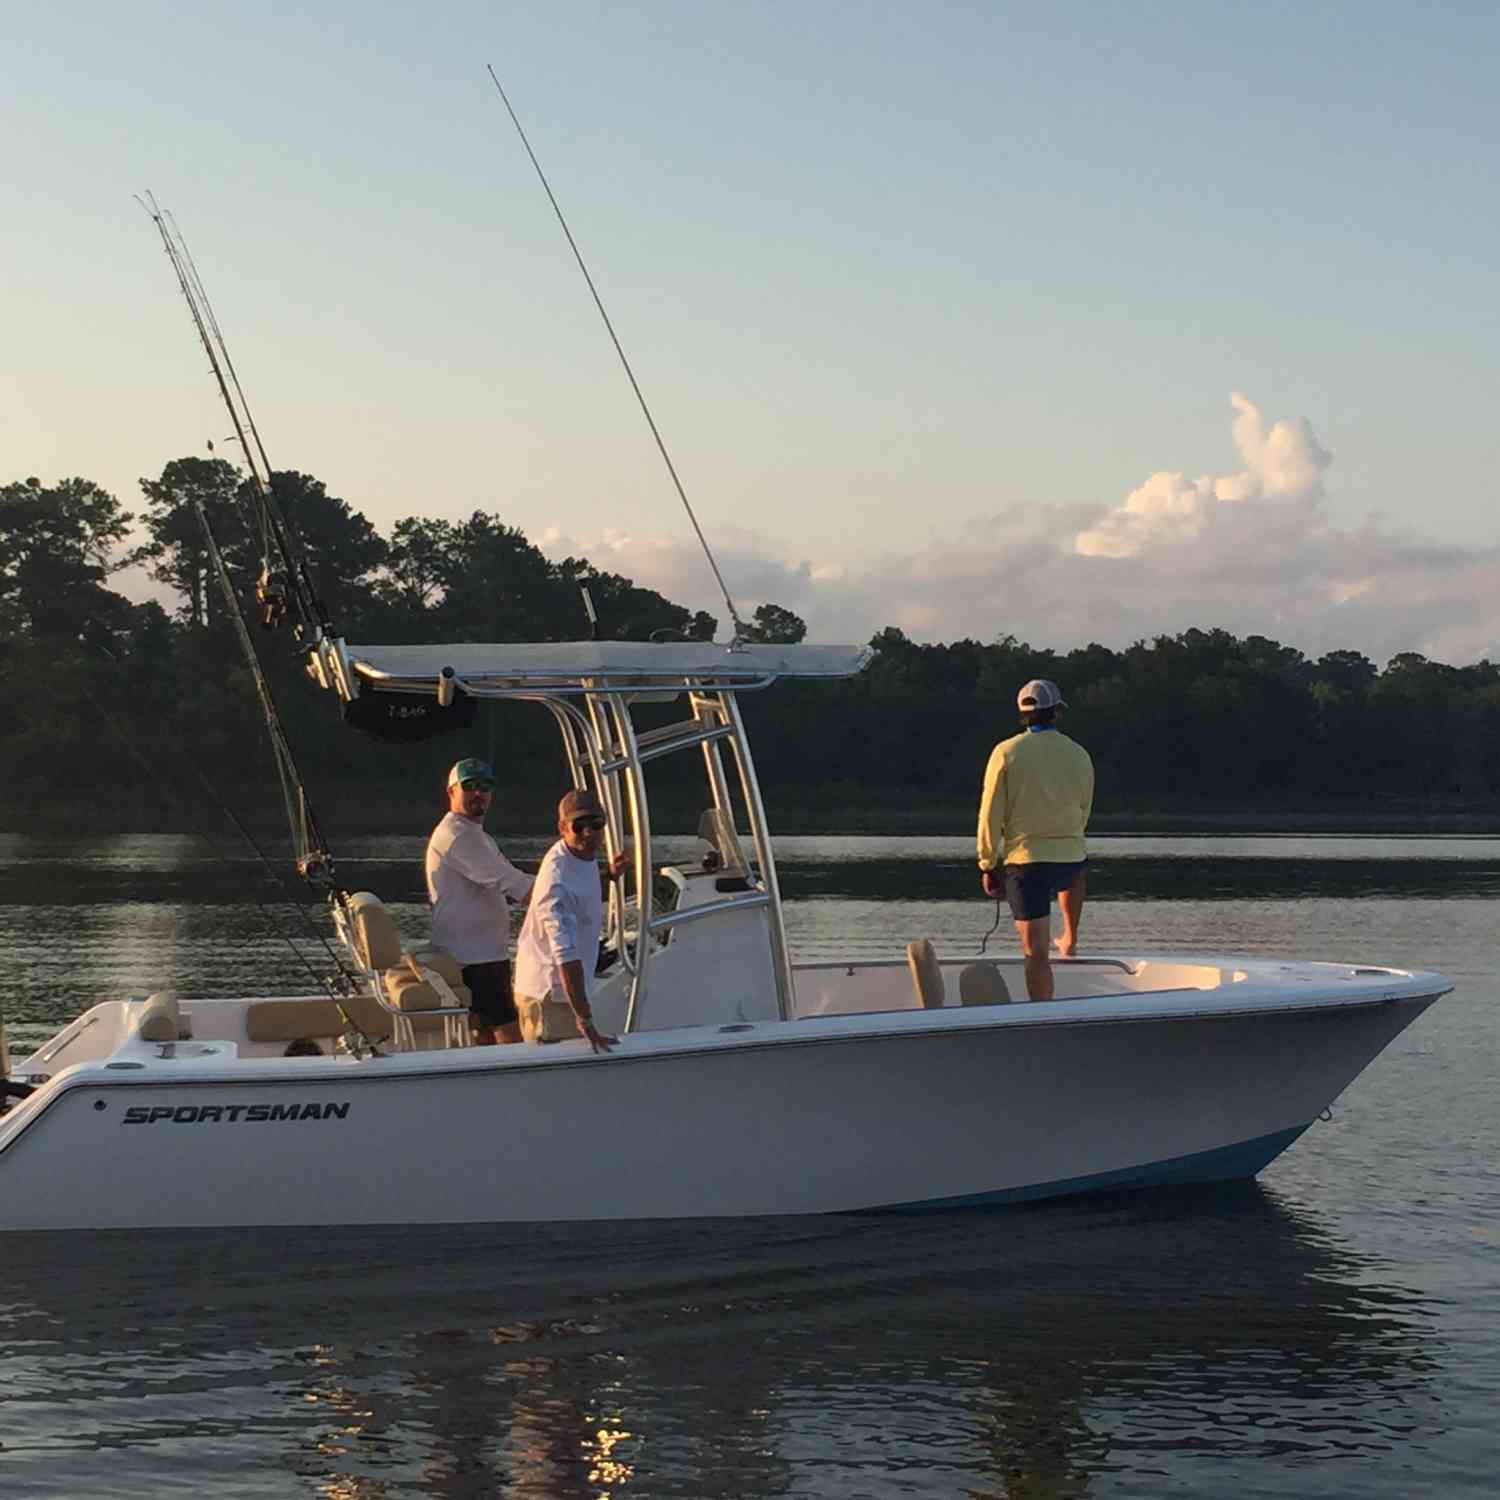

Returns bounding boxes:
[466,962,522,1046]
[1016,915,1054,1000]
[1055,867,1086,959]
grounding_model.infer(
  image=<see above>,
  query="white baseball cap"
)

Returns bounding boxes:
[1016,678,1067,711]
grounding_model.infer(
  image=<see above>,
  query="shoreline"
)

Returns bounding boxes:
[4,785,1498,840]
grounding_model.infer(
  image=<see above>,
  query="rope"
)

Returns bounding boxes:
[979,896,1005,954]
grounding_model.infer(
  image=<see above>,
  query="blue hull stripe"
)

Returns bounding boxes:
[875,1123,1311,1212]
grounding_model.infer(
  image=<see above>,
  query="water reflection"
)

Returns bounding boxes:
[5,832,1499,909]
[0,1187,1440,1498]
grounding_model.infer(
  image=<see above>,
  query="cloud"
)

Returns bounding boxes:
[536,394,1500,665]
[1074,392,1332,558]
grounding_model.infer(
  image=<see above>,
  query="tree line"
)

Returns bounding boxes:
[4,464,1499,831]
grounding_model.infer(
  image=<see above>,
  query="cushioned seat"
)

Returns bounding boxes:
[135,990,189,1042]
[959,962,1013,1006]
[383,947,468,1014]
[346,891,471,1050]
[906,939,946,1009]
[244,993,394,1047]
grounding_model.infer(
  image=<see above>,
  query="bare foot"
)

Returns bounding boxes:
[1052,937,1076,958]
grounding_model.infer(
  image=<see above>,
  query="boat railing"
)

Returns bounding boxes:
[790,957,1140,975]
[646,888,771,936]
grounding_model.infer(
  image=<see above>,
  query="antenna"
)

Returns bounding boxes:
[485,66,750,644]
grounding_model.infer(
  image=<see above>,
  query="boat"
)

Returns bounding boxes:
[0,179,1451,1230]
[0,630,1452,1230]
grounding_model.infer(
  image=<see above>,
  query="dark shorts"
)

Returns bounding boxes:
[461,960,516,1028]
[1003,860,1087,922]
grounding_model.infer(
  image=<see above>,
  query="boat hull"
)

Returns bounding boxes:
[0,991,1437,1231]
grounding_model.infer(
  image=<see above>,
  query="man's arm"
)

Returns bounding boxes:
[451,826,535,901]
[535,875,616,1053]
[977,745,1006,893]
[557,958,616,1054]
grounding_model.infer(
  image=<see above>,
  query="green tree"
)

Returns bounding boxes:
[132,457,246,628]
[268,470,387,634]
[745,602,807,644]
[0,476,134,647]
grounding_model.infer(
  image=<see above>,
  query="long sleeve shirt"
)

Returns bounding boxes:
[977,727,1094,870]
[425,811,535,965]
[514,839,606,1003]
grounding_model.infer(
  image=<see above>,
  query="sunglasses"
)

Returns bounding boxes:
[569,814,607,833]
[460,780,495,793]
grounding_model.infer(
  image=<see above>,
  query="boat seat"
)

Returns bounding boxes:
[346,891,472,1050]
[959,963,1013,1006]
[906,939,946,1009]
[135,990,190,1042]
[244,993,394,1048]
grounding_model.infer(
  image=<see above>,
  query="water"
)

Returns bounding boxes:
[2,833,1497,1497]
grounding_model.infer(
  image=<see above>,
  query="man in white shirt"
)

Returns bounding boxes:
[425,757,535,1044]
[514,788,627,1053]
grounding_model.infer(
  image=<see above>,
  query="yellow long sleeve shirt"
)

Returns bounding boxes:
[977,728,1094,870]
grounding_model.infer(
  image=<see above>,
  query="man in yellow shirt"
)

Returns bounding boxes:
[977,678,1094,1000]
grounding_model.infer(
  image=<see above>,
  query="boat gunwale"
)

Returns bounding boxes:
[7,971,1449,1107]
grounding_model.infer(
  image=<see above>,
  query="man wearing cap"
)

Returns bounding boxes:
[977,679,1094,1001]
[425,757,535,1044]
[514,788,628,1054]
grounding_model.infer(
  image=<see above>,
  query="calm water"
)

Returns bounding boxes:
[2,833,1497,1498]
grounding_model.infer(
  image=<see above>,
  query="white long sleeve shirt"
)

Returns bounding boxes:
[514,839,605,1003]
[425,811,535,965]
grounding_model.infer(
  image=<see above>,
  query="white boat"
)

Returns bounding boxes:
[2,191,1449,1230]
[0,638,1451,1232]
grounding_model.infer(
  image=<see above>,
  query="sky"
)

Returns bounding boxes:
[5,1,1498,663]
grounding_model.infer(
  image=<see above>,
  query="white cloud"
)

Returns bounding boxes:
[1074,392,1333,558]
[535,393,1500,665]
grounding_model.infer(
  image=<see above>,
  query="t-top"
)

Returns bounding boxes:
[977,728,1095,869]
[514,839,605,1004]
[425,811,535,966]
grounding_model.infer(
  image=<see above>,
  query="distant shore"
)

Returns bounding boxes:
[3,783,1498,840]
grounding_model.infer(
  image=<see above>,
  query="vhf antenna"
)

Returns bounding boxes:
[485,66,750,644]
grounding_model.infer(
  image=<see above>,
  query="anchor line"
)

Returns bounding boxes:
[484,65,750,643]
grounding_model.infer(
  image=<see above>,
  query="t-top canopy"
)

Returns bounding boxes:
[337,640,870,695]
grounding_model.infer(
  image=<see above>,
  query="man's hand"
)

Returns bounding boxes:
[560,958,616,1052]
[981,869,1002,898]
[581,1020,618,1054]
[606,850,628,881]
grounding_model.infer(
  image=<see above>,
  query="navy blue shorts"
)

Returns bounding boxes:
[1003,860,1086,922]
[461,960,516,1027]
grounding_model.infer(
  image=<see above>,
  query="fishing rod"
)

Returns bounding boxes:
[139,194,340,880]
[484,66,751,643]
[88,644,363,999]
[143,197,387,1047]
[196,499,338,890]
[137,192,333,644]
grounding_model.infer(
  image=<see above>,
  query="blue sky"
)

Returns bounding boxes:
[5,2,1498,659]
